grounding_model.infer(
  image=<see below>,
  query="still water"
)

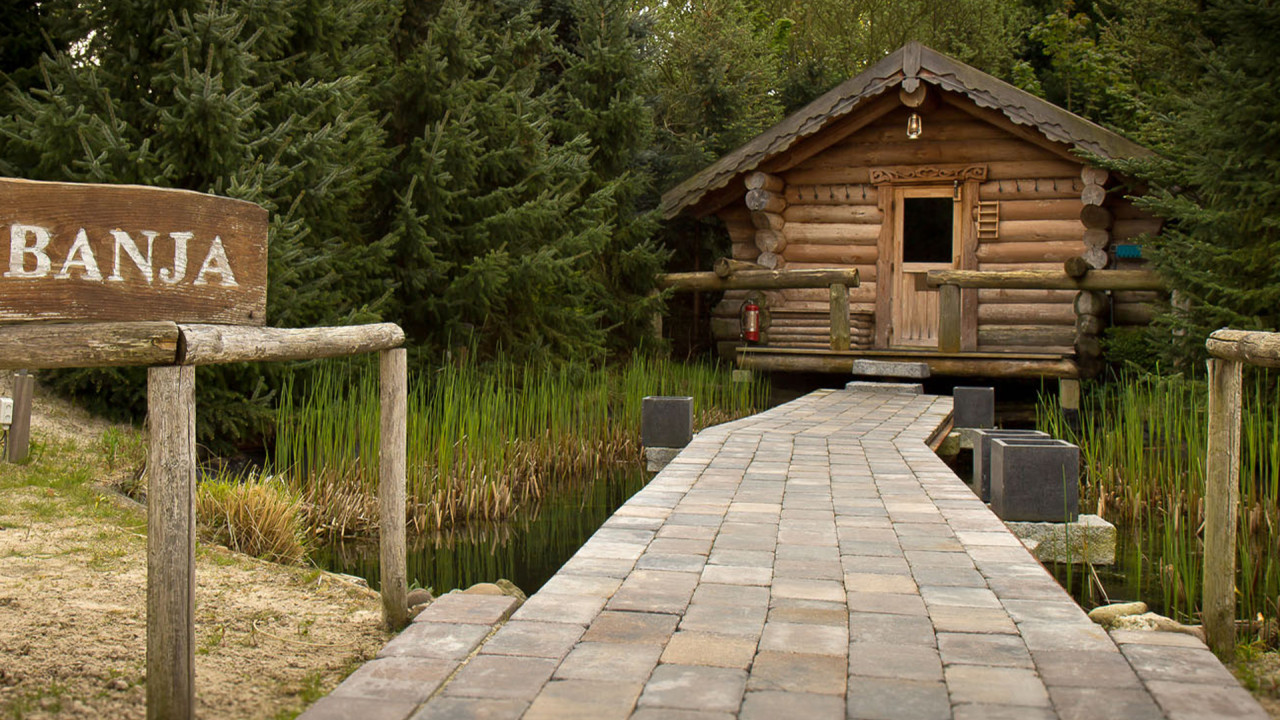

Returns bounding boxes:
[313,466,650,595]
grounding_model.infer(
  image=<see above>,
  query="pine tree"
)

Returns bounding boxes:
[1107,0,1280,365]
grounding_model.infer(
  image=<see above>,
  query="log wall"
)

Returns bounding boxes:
[708,99,1164,359]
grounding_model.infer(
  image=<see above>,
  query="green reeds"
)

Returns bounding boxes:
[1037,370,1280,638]
[272,356,768,539]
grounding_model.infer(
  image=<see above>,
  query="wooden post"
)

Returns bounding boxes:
[379,348,409,630]
[146,365,197,720]
[1204,357,1242,658]
[7,371,33,463]
[938,283,961,353]
[829,283,850,351]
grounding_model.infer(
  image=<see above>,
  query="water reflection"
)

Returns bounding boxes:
[312,466,650,595]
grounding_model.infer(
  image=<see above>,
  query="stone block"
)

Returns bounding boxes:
[1005,514,1116,564]
[844,381,923,394]
[952,386,995,429]
[645,446,680,472]
[990,438,1080,522]
[641,396,692,448]
[849,359,931,379]
[965,429,1050,502]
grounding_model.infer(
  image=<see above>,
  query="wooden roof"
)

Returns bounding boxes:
[660,42,1150,219]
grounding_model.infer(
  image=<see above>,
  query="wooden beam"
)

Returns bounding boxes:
[763,94,903,173]
[0,322,179,369]
[1203,356,1242,659]
[177,324,404,365]
[926,269,1164,291]
[658,268,859,292]
[1206,329,1280,368]
[714,257,764,278]
[146,365,197,720]
[379,348,409,630]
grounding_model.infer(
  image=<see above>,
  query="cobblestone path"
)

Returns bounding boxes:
[302,386,1267,720]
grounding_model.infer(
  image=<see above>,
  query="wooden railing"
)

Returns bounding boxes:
[1204,328,1280,657]
[657,266,860,351]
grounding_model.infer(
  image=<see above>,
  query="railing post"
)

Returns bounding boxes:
[1204,356,1242,658]
[938,283,961,353]
[379,348,409,630]
[829,283,850,351]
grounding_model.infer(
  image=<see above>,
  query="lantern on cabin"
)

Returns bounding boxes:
[740,297,761,343]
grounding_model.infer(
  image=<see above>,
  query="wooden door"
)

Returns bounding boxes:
[890,186,959,348]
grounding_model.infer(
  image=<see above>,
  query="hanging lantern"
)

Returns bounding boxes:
[906,112,923,140]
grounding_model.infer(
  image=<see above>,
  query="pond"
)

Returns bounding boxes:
[312,466,650,595]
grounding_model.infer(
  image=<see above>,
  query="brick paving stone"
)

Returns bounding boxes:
[759,621,847,656]
[580,610,679,644]
[768,598,848,627]
[510,592,607,626]
[952,704,1057,720]
[1018,620,1115,652]
[774,544,840,563]
[847,642,943,681]
[1048,686,1167,720]
[609,570,700,614]
[708,549,775,568]
[844,571,917,594]
[929,605,1018,634]
[773,559,844,580]
[630,709,735,720]
[906,549,976,568]
[1110,629,1210,648]
[1032,648,1143,688]
[700,564,772,586]
[909,564,987,587]
[847,591,927,616]
[522,679,643,720]
[841,554,912,575]
[299,696,418,720]
[679,602,767,636]
[944,665,1051,707]
[849,612,937,647]
[1001,598,1090,624]
[636,664,747,713]
[554,641,662,682]
[480,620,584,659]
[772,577,847,603]
[936,631,1032,668]
[656,525,719,541]
[898,535,964,552]
[443,655,557,700]
[408,697,528,720]
[739,690,843,720]
[329,657,453,704]
[1143,680,1271,720]
[647,538,714,555]
[845,678,950,720]
[557,556,636,578]
[636,552,709,573]
[691,583,771,607]
[413,594,521,626]
[746,650,847,695]
[376,622,493,661]
[660,632,758,669]
[535,573,622,598]
[1121,643,1241,685]
[920,585,1002,609]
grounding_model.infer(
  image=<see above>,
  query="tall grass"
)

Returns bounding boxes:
[273,356,768,538]
[1037,370,1280,637]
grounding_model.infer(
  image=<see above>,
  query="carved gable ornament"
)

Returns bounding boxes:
[869,164,988,185]
[0,177,267,325]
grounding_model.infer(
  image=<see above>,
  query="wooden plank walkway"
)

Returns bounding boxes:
[302,386,1267,720]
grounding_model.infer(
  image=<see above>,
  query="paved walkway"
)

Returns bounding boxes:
[302,386,1268,720]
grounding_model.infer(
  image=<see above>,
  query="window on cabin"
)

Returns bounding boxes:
[902,197,953,263]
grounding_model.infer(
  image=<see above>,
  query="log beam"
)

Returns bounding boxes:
[177,324,405,365]
[926,269,1164,291]
[1206,329,1280,368]
[0,322,179,369]
[659,268,860,292]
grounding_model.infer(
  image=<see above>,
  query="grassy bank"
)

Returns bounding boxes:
[1037,371,1280,641]
[272,356,768,538]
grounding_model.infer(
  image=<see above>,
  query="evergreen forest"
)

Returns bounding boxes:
[0,0,1277,444]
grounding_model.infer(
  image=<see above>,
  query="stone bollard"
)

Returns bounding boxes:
[990,438,1080,522]
[642,396,692,472]
[952,386,995,429]
[963,429,1049,502]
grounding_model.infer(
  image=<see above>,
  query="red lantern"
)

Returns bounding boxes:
[741,298,760,343]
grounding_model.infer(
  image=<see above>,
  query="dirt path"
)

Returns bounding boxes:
[0,382,389,719]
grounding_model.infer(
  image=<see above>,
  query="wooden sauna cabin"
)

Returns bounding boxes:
[659,42,1165,380]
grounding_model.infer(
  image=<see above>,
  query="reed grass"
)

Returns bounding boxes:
[195,471,309,564]
[272,356,768,539]
[1037,370,1280,638]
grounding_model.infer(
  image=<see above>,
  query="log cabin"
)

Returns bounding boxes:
[660,42,1165,381]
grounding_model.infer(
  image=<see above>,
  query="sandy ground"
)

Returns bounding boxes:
[0,380,389,719]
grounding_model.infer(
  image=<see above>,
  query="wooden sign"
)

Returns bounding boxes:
[0,177,267,325]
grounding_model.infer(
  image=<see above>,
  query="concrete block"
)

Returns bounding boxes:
[952,386,995,429]
[1005,514,1116,564]
[645,446,680,472]
[964,429,1049,502]
[845,381,923,394]
[850,359,931,379]
[990,439,1079,523]
[641,396,692,448]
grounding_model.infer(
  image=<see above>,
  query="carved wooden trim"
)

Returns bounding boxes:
[869,164,988,185]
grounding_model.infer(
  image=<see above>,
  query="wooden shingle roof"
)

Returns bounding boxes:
[660,42,1150,219]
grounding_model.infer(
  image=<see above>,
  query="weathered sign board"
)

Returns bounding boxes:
[0,177,267,325]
